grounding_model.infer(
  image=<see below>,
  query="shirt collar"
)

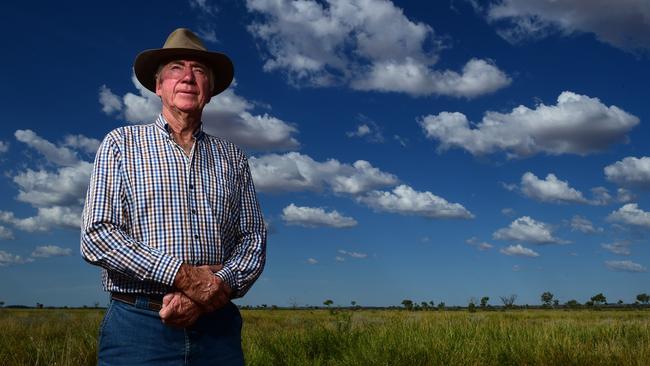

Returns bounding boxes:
[154,114,205,141]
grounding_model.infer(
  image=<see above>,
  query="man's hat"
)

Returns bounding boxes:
[134,28,234,96]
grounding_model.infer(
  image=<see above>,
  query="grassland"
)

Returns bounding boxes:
[1,307,649,365]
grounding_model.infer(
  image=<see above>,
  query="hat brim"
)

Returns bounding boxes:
[134,48,234,96]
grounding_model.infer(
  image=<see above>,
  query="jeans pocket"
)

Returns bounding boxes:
[98,300,115,339]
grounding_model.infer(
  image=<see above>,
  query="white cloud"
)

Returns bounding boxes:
[419,91,639,158]
[501,208,516,217]
[601,242,631,256]
[358,184,474,219]
[12,162,92,207]
[616,188,635,203]
[486,0,650,52]
[335,256,346,262]
[31,245,73,258]
[0,207,82,232]
[0,141,9,153]
[0,250,33,266]
[63,135,101,155]
[15,130,80,167]
[520,172,588,204]
[99,85,123,114]
[607,203,650,228]
[570,215,602,234]
[500,244,539,257]
[307,257,318,264]
[250,152,398,194]
[101,75,300,151]
[338,249,367,259]
[605,260,647,273]
[494,216,567,244]
[346,117,384,142]
[281,204,357,228]
[466,237,493,251]
[0,226,14,240]
[605,157,650,189]
[246,0,510,97]
[351,58,511,98]
[189,0,218,16]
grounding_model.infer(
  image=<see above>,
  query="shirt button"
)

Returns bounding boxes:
[194,234,199,239]
[189,184,194,189]
[191,209,197,214]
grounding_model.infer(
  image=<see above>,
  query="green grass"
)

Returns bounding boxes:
[1,308,649,365]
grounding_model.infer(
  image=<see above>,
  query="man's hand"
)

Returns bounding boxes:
[173,264,232,313]
[159,292,202,328]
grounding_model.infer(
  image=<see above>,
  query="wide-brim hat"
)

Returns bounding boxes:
[134,28,234,96]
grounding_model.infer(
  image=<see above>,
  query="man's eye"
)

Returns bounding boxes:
[194,68,205,74]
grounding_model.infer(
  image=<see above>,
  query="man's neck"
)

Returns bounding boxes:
[162,108,201,155]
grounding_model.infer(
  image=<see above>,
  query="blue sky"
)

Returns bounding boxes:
[1,0,650,308]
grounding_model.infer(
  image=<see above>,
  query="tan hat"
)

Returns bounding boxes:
[134,28,234,96]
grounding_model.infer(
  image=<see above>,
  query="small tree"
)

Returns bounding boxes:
[0,301,4,308]
[401,299,413,311]
[480,296,490,308]
[468,298,477,313]
[591,293,607,306]
[500,294,517,309]
[421,301,429,310]
[541,291,554,308]
[565,299,580,309]
[438,301,445,310]
[636,293,650,304]
[323,299,334,308]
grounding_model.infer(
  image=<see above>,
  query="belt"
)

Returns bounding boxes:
[111,292,164,312]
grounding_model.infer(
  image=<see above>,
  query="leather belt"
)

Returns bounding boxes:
[111,292,164,312]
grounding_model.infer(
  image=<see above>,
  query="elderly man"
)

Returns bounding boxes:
[81,28,266,365]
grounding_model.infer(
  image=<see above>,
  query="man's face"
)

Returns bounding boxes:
[156,59,212,114]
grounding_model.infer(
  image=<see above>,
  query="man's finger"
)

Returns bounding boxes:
[206,264,223,272]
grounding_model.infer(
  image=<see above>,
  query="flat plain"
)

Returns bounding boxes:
[1,307,649,365]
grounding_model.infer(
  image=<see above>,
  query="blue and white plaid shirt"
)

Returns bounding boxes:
[81,115,266,298]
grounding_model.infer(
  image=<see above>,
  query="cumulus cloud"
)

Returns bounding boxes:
[0,226,14,240]
[63,135,101,155]
[0,250,33,266]
[346,116,384,142]
[520,172,588,204]
[13,162,92,207]
[0,141,9,154]
[500,244,539,257]
[485,0,650,52]
[338,249,368,259]
[605,260,647,273]
[0,207,82,232]
[358,184,474,219]
[306,257,318,264]
[15,130,80,167]
[419,91,639,158]
[99,75,300,151]
[31,245,73,258]
[570,215,602,234]
[99,85,123,114]
[607,203,650,228]
[493,216,567,244]
[466,237,493,250]
[246,0,510,97]
[281,203,357,228]
[4,130,93,232]
[605,157,650,189]
[601,242,631,256]
[250,152,398,194]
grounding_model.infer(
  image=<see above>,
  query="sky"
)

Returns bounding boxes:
[1,0,650,308]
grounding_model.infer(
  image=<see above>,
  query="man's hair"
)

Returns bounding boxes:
[154,60,215,93]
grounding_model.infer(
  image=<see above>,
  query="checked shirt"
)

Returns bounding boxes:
[81,115,266,298]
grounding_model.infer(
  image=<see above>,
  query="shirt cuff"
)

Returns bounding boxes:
[215,266,238,294]
[148,254,183,287]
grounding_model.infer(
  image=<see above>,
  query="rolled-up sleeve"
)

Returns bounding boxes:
[80,131,182,287]
[216,154,267,298]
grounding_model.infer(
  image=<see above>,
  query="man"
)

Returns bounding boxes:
[81,28,267,365]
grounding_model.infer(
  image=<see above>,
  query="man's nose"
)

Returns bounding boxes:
[180,67,196,82]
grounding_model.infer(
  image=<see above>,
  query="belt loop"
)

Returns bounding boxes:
[135,296,148,310]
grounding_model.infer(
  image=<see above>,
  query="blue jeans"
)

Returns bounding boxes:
[98,297,244,365]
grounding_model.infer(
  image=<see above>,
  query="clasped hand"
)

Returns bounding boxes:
[159,264,232,328]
